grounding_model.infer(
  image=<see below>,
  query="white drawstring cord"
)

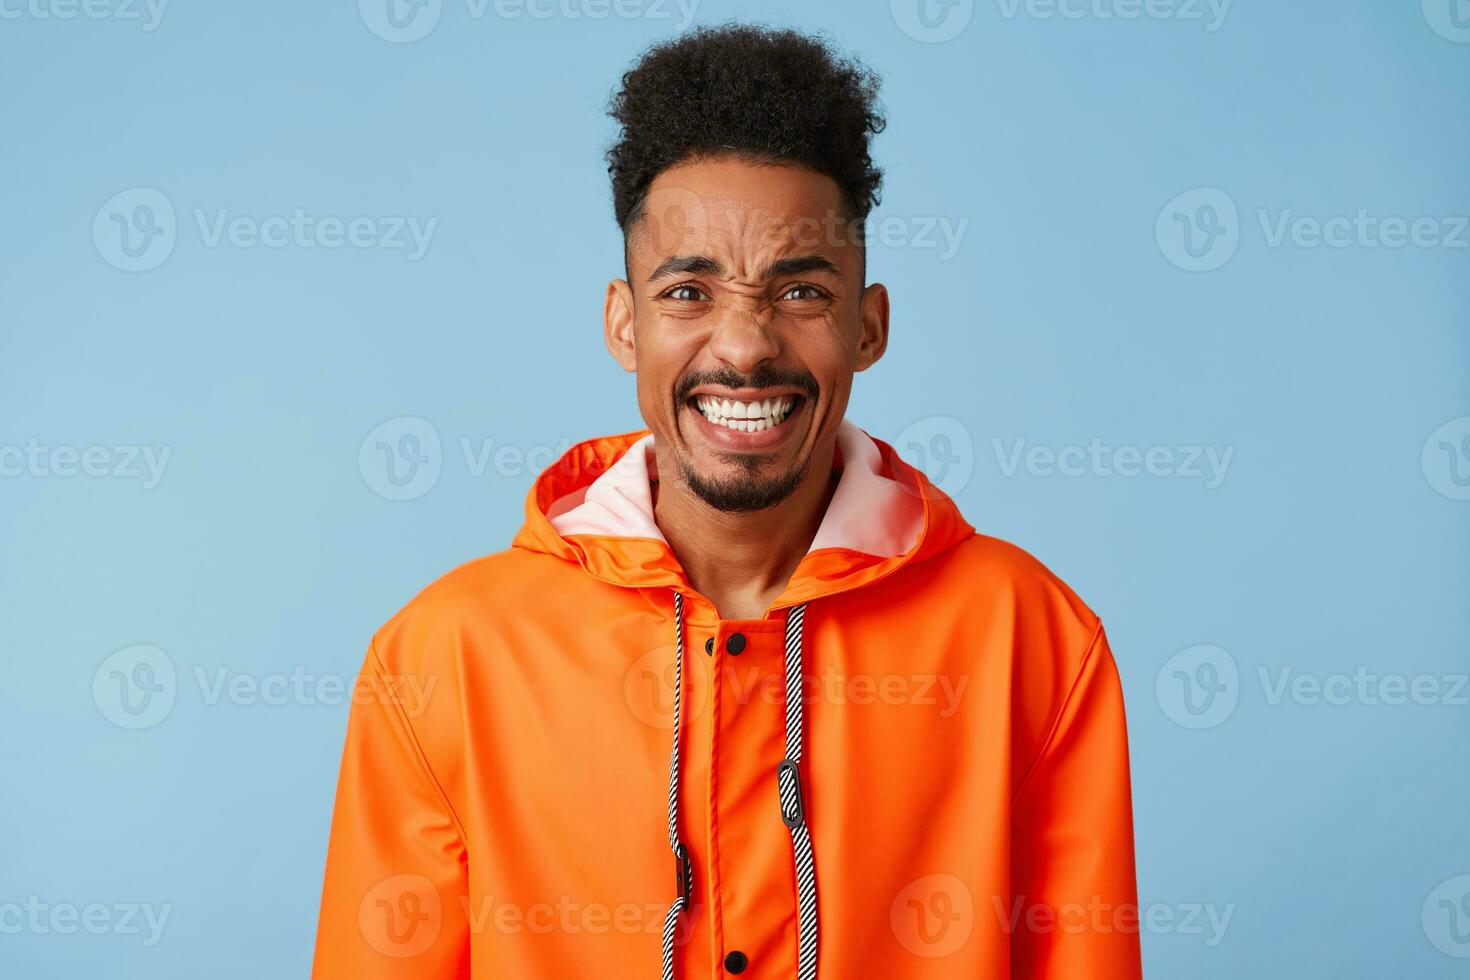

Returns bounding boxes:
[660,594,819,979]
[660,592,692,980]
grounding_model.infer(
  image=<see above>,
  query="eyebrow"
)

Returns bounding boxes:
[648,255,723,281]
[646,254,843,283]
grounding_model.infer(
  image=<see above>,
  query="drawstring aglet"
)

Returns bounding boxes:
[673,843,693,904]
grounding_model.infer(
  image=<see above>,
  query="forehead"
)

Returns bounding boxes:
[629,157,855,274]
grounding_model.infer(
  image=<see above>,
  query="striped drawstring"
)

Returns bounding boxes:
[660,593,819,980]
[661,592,692,980]
[776,602,820,980]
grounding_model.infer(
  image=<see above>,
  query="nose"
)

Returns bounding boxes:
[706,303,781,376]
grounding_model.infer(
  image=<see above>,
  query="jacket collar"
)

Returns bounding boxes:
[511,418,974,613]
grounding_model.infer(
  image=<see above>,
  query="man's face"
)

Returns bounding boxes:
[604,156,889,512]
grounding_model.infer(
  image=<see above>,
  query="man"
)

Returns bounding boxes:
[312,25,1141,980]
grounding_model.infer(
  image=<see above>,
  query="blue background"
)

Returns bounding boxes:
[2,0,1467,976]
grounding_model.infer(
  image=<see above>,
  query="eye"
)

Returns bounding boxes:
[659,283,710,302]
[778,283,830,302]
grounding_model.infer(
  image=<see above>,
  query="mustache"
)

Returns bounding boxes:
[674,366,820,404]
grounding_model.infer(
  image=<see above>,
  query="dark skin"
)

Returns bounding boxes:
[603,156,890,619]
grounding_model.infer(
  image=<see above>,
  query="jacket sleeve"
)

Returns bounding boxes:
[1010,624,1143,979]
[311,639,471,979]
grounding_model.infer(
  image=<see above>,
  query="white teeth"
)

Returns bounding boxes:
[693,394,796,432]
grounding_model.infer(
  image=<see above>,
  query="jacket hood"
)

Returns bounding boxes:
[511,418,975,612]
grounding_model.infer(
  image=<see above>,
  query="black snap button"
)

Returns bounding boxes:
[726,633,746,655]
[723,950,748,973]
[704,637,714,656]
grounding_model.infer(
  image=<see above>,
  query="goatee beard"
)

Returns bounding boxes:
[677,451,809,513]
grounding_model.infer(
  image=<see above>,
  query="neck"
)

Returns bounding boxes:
[652,441,838,621]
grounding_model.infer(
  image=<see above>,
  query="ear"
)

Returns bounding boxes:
[854,282,890,371]
[604,278,637,372]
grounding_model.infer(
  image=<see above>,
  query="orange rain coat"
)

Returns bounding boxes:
[312,420,1142,979]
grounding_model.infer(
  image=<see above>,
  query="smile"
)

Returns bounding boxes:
[691,394,797,432]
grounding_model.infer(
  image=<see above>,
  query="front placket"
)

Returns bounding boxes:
[702,616,800,978]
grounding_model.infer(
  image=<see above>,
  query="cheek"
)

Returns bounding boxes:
[789,309,856,353]
[634,368,673,421]
[633,327,699,413]
[783,324,849,386]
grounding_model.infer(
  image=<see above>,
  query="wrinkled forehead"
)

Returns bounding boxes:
[626,162,860,279]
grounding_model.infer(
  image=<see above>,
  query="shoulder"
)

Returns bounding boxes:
[368,546,559,675]
[937,533,1111,724]
[357,548,571,786]
[941,532,1101,637]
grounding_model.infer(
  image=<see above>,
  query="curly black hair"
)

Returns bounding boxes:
[606,24,885,233]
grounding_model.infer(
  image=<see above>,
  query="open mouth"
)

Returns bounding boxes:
[686,393,803,434]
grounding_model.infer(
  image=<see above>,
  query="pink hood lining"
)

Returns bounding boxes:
[545,419,925,560]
